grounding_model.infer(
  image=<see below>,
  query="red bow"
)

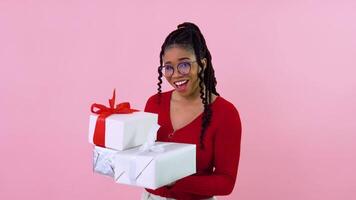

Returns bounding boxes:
[91,89,139,147]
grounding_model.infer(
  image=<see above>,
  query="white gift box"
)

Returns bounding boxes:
[93,146,116,178]
[89,112,158,151]
[113,142,196,190]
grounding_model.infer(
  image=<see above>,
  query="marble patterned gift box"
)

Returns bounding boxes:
[93,146,116,178]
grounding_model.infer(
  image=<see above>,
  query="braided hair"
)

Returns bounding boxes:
[157,22,219,149]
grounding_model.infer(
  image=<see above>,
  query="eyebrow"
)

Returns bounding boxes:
[164,57,191,64]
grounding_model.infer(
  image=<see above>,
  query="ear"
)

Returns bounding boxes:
[201,58,207,70]
[198,58,207,73]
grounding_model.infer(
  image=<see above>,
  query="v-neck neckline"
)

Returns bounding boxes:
[167,90,220,134]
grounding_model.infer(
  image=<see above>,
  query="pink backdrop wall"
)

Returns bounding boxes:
[1,1,355,199]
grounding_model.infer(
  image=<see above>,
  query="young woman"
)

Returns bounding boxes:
[142,22,242,200]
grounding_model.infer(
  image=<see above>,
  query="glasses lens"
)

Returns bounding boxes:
[177,62,191,74]
[163,65,174,76]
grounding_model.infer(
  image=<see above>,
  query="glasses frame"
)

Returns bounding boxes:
[159,60,198,77]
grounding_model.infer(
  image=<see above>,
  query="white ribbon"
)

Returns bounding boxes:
[138,123,163,153]
[127,123,163,181]
[114,123,166,182]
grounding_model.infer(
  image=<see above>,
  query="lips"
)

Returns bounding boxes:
[174,80,189,87]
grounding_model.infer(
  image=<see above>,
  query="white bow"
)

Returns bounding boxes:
[138,123,163,153]
[127,123,163,181]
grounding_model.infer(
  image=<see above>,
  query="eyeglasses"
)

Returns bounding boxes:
[159,60,197,77]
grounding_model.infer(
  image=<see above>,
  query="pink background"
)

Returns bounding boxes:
[1,1,355,199]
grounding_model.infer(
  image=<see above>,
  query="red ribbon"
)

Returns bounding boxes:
[91,89,139,147]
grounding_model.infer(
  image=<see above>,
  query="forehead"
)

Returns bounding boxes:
[163,46,195,63]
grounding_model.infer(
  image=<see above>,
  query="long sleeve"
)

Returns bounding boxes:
[143,91,243,199]
[169,106,242,196]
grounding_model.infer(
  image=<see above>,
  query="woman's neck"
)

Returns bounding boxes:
[172,89,202,104]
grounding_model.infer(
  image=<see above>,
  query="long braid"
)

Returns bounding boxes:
[156,51,164,104]
[190,29,211,149]
[157,22,219,149]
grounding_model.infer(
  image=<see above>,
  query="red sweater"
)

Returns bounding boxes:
[144,90,242,200]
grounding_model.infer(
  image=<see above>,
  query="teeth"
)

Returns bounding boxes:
[174,80,188,86]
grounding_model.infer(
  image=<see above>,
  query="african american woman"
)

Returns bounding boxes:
[142,22,242,200]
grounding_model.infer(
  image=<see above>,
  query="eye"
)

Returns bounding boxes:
[178,62,191,68]
[163,65,174,76]
[164,65,174,70]
[177,61,192,74]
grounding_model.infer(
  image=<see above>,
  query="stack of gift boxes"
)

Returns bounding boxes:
[88,90,196,190]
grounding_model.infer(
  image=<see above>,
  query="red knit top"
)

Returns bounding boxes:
[144,90,242,200]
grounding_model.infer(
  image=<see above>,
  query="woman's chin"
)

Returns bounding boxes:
[175,86,188,93]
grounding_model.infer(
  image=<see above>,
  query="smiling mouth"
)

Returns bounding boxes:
[174,80,189,87]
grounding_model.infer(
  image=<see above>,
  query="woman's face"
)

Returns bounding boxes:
[162,46,205,98]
